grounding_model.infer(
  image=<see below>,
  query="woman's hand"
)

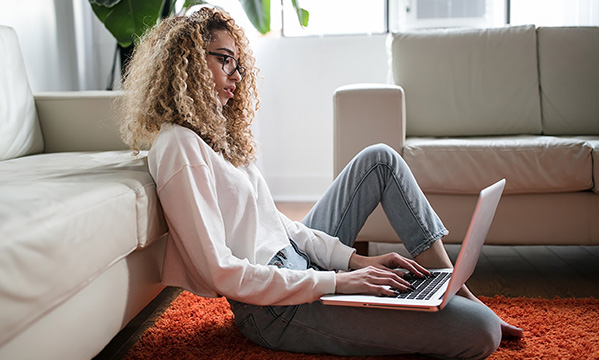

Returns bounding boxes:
[349,252,431,277]
[334,252,432,296]
[335,266,413,296]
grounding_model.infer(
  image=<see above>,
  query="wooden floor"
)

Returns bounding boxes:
[95,201,599,359]
[456,244,599,298]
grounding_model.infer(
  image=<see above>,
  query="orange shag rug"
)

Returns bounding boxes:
[125,291,599,360]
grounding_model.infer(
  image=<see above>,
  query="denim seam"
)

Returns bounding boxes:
[410,229,448,258]
[335,161,444,256]
[385,163,434,238]
[289,239,311,266]
[266,304,300,322]
[243,314,272,349]
[332,162,383,238]
[385,163,448,256]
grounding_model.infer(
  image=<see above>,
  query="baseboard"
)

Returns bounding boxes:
[93,287,182,360]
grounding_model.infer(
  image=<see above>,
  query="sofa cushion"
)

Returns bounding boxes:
[586,139,599,194]
[0,26,44,161]
[567,136,599,194]
[537,27,599,135]
[0,151,166,345]
[391,25,542,137]
[403,136,593,195]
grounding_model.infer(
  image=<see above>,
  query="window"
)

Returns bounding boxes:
[283,0,507,36]
[189,0,598,38]
[509,0,599,26]
[389,0,506,31]
[282,0,387,37]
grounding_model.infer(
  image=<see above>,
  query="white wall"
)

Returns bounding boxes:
[252,34,389,201]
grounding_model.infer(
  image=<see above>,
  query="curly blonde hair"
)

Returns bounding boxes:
[119,7,258,167]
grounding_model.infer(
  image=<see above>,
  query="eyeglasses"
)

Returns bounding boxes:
[208,52,246,78]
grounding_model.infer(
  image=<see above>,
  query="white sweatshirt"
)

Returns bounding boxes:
[148,123,356,305]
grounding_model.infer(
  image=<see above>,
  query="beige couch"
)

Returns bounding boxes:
[334,25,599,248]
[0,26,168,359]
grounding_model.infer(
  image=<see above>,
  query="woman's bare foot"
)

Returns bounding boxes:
[413,240,523,339]
[499,318,524,339]
[458,286,523,339]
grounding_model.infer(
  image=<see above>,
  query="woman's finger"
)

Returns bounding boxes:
[368,267,413,291]
[397,257,432,277]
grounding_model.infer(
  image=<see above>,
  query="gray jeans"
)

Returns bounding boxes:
[228,144,501,359]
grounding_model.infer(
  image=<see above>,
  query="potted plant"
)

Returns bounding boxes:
[89,0,308,88]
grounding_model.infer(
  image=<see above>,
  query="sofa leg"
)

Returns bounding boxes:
[353,242,369,256]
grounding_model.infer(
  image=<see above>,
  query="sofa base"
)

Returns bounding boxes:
[0,236,166,360]
[356,192,599,247]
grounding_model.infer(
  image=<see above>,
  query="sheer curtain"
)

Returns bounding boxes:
[0,0,115,92]
[72,0,118,91]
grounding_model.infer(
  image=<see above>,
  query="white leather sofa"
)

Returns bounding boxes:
[0,26,168,359]
[334,25,599,247]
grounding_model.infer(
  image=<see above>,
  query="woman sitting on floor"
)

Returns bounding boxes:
[119,7,522,359]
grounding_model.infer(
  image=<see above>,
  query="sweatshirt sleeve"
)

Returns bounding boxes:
[278,213,356,271]
[157,164,338,305]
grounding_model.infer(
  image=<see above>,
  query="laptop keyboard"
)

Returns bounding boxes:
[391,271,451,300]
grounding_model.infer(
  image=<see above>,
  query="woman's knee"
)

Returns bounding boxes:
[461,303,502,359]
[438,298,501,359]
[359,143,396,158]
[355,143,404,169]
[471,322,501,359]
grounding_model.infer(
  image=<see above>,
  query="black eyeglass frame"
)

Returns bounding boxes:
[208,51,245,78]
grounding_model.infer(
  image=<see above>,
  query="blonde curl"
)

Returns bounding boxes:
[119,7,259,167]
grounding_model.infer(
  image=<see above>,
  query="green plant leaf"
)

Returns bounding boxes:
[175,0,209,15]
[90,0,166,47]
[239,0,270,34]
[167,0,177,15]
[181,0,208,11]
[291,0,309,27]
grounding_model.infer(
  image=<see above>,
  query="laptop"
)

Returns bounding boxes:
[320,178,506,312]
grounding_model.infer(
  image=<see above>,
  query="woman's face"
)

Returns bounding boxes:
[206,30,242,106]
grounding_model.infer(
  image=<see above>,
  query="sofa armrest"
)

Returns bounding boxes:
[34,91,128,153]
[333,84,406,176]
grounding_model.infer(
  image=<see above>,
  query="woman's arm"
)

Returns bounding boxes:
[278,213,432,297]
[158,164,337,305]
[278,213,355,271]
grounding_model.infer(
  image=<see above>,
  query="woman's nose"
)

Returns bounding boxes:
[229,69,242,83]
